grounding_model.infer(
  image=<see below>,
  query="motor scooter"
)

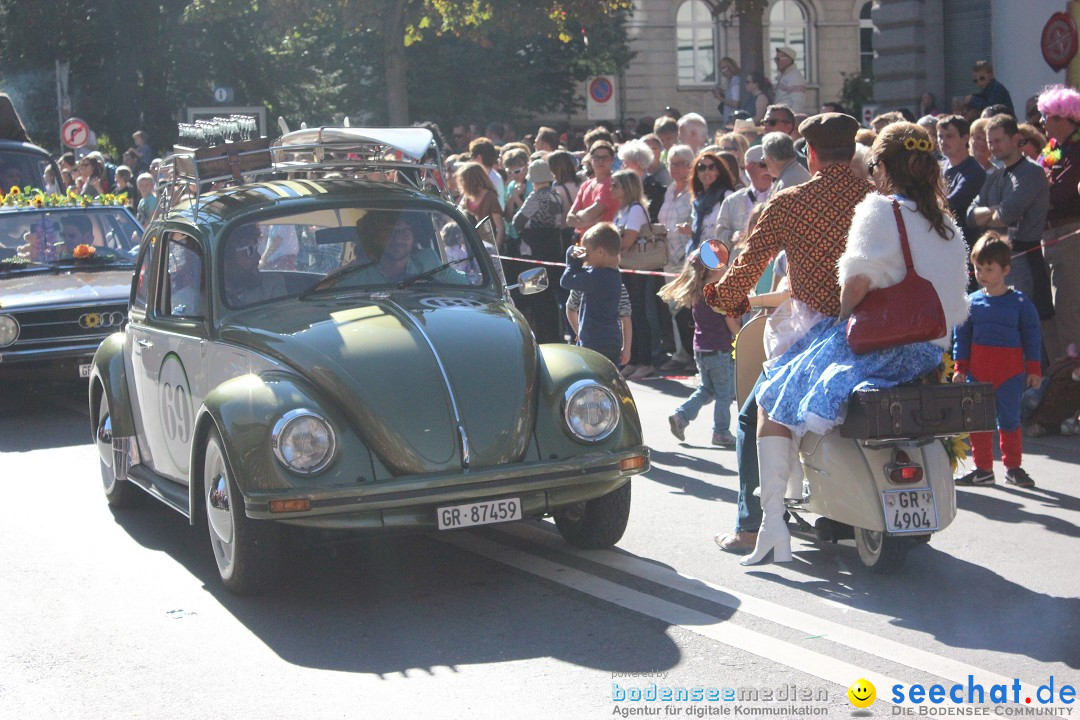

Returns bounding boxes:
[706,243,989,573]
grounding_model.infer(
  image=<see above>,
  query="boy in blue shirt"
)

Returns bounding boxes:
[560,222,631,367]
[953,232,1042,488]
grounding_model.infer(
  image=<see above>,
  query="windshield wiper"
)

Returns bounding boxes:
[396,256,473,289]
[298,259,379,300]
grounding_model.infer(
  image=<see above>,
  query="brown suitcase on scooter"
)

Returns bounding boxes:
[840,382,997,440]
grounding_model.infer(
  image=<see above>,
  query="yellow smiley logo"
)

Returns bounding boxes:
[848,678,876,708]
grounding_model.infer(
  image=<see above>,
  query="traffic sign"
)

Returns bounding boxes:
[61,117,90,149]
[586,75,617,121]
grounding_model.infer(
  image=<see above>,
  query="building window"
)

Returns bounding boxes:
[768,0,810,81]
[859,2,874,78]
[676,0,715,85]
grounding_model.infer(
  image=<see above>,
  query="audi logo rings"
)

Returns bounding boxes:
[79,311,126,329]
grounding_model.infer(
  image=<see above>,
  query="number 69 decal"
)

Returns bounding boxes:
[159,353,194,472]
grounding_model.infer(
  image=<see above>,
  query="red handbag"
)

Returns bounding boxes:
[845,200,947,354]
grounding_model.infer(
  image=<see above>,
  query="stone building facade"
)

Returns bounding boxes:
[611,0,873,126]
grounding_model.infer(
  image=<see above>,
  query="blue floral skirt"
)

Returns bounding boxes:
[756,318,944,436]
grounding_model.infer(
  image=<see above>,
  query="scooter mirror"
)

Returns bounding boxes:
[700,239,730,270]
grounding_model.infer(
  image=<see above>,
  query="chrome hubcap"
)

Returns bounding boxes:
[204,438,234,572]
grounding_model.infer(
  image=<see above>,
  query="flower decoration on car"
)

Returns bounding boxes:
[72,244,96,259]
[0,188,129,208]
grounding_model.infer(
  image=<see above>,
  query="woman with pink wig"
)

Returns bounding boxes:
[1037,84,1080,359]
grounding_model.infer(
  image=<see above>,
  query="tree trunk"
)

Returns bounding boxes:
[383,0,409,125]
[738,1,766,76]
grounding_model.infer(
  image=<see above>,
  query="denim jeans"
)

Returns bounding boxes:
[676,350,735,433]
[734,371,767,533]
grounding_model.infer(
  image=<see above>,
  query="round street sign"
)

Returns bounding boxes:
[1042,12,1078,72]
[61,117,90,149]
[589,77,614,104]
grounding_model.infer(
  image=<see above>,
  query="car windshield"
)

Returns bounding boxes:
[220,206,492,309]
[0,208,141,271]
[0,148,51,191]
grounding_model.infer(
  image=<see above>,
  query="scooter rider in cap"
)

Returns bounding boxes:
[705,113,873,558]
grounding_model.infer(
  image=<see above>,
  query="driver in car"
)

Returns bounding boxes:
[19,215,93,261]
[222,224,285,307]
[352,213,468,285]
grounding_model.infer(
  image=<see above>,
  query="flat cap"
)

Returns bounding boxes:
[776,46,798,61]
[798,112,860,150]
[744,145,765,166]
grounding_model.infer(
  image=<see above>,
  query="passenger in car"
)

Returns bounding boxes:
[353,213,468,286]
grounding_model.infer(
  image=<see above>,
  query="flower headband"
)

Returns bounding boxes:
[902,136,934,153]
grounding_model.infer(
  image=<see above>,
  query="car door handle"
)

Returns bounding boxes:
[137,339,154,349]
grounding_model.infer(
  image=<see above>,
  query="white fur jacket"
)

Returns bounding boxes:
[838,194,971,349]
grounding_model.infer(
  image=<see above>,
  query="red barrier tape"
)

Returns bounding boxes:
[495,254,678,278]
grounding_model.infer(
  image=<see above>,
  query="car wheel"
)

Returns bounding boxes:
[96,391,143,508]
[854,527,909,573]
[203,426,280,594]
[554,480,631,550]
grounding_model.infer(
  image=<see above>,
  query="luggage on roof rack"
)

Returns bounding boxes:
[154,126,445,220]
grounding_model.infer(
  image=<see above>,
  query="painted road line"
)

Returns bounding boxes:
[493,521,1051,704]
[440,530,910,700]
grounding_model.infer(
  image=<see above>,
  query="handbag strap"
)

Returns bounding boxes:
[635,202,653,239]
[891,199,915,271]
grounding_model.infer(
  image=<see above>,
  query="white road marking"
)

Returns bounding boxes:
[440,530,910,701]
[448,522,1053,706]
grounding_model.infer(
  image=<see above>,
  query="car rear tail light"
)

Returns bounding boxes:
[887,449,924,484]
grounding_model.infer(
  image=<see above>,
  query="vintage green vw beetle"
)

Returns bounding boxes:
[89,127,649,593]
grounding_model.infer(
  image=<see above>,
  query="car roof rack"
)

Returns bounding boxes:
[155,126,446,221]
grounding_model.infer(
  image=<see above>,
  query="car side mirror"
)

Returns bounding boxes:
[699,239,731,270]
[508,267,548,295]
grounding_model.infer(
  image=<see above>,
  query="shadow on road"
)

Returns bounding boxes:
[753,537,1080,669]
[107,500,684,677]
[0,380,89,451]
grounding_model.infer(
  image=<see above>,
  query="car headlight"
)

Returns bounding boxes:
[0,315,19,347]
[271,409,336,475]
[563,380,620,442]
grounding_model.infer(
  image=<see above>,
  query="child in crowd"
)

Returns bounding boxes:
[560,223,631,367]
[135,173,157,225]
[953,232,1042,488]
[113,165,138,210]
[660,250,741,446]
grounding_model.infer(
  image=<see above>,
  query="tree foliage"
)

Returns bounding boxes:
[0,0,631,154]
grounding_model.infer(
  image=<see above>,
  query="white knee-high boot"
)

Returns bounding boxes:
[742,436,795,565]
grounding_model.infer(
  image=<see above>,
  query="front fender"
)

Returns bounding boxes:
[190,373,377,518]
[533,344,644,459]
[89,332,135,438]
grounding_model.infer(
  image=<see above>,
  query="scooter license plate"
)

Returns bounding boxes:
[882,488,939,533]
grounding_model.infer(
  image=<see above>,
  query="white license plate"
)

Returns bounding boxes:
[79,364,92,378]
[437,498,522,530]
[882,488,939,533]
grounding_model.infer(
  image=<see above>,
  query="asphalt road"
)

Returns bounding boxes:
[1,376,1078,720]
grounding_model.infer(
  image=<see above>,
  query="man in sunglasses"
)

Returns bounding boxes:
[222,224,284,307]
[703,112,873,555]
[772,46,807,115]
[714,145,775,251]
[964,60,1015,120]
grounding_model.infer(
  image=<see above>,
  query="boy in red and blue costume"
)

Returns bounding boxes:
[953,233,1042,488]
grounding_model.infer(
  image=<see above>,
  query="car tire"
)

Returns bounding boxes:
[203,426,280,595]
[553,480,631,550]
[854,527,909,573]
[95,390,143,508]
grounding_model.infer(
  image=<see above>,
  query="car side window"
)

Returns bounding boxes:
[161,232,205,319]
[131,233,156,312]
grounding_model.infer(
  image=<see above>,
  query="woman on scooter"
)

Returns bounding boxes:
[742,122,971,566]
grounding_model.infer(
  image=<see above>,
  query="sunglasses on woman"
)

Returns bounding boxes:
[697,163,719,172]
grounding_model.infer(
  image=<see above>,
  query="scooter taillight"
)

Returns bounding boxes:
[887,449,924,484]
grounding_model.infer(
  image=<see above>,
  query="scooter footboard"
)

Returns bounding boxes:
[795,432,957,534]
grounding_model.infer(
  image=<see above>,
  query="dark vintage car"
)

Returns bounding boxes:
[0,140,63,193]
[90,127,649,593]
[0,203,142,380]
